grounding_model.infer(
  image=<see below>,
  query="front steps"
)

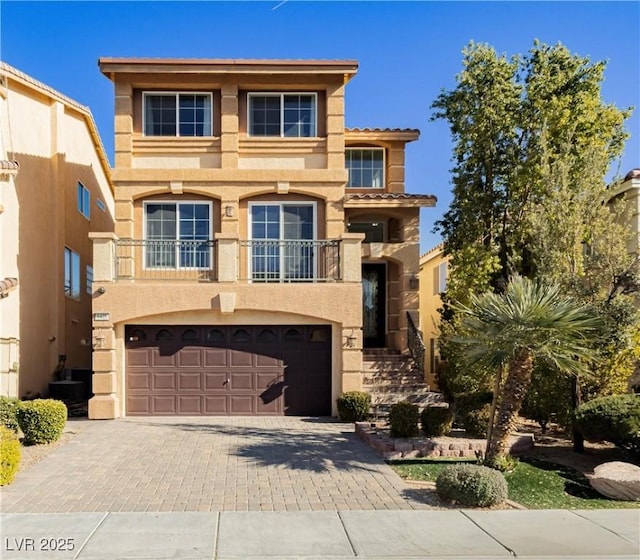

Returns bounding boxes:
[362,349,445,418]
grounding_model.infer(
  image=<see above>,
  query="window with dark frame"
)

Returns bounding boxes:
[144,93,212,137]
[77,183,90,218]
[248,93,316,137]
[64,247,81,299]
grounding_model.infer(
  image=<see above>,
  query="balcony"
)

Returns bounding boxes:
[115,239,217,281]
[91,232,364,284]
[239,240,340,282]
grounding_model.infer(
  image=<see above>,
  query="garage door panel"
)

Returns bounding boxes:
[178,395,202,414]
[203,348,228,367]
[126,325,330,416]
[152,351,177,367]
[152,372,177,391]
[177,349,202,367]
[152,396,177,414]
[229,350,253,367]
[203,396,227,414]
[127,395,151,415]
[229,395,255,414]
[204,372,229,390]
[127,348,152,367]
[127,372,151,390]
[230,372,254,390]
[178,372,202,390]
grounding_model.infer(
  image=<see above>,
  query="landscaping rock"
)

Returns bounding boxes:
[589,461,640,501]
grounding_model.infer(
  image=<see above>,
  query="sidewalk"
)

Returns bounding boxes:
[2,509,639,559]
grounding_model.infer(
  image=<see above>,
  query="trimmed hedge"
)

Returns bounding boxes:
[0,425,21,485]
[459,405,492,439]
[336,391,371,422]
[574,394,640,452]
[421,406,453,437]
[436,463,507,507]
[0,396,20,433]
[389,401,420,438]
[16,399,67,445]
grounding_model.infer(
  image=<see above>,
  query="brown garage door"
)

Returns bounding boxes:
[125,325,331,416]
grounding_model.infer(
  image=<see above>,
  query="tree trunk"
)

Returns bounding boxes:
[571,376,584,453]
[484,365,503,460]
[486,349,534,465]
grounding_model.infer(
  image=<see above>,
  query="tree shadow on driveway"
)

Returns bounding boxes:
[137,418,387,474]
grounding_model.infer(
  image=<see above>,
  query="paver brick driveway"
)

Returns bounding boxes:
[1,417,434,513]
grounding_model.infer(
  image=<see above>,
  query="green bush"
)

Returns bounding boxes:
[459,404,492,438]
[16,399,67,445]
[336,391,371,422]
[421,405,453,437]
[436,463,508,507]
[389,401,419,438]
[574,394,640,452]
[522,365,573,433]
[0,396,20,433]
[0,425,21,485]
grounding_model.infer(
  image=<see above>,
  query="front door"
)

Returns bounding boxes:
[362,263,386,348]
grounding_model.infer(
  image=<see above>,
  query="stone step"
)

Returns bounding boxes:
[363,376,425,386]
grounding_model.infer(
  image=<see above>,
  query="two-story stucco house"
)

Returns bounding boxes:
[0,62,114,399]
[89,58,435,419]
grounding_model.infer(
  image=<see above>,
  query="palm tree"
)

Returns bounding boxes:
[452,276,600,466]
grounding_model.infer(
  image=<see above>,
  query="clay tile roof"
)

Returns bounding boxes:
[624,168,640,181]
[0,160,19,171]
[345,192,436,202]
[346,127,420,134]
[0,277,18,295]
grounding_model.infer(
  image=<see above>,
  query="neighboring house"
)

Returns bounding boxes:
[89,58,436,419]
[0,63,114,399]
[610,168,640,257]
[418,244,448,390]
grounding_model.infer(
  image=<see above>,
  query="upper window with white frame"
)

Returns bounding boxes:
[144,202,212,269]
[77,182,90,218]
[433,261,448,294]
[346,148,385,188]
[248,93,317,137]
[143,93,212,137]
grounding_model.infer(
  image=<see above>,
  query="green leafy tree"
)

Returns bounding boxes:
[453,277,600,466]
[432,40,636,427]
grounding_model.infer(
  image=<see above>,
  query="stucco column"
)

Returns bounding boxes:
[89,232,118,282]
[215,233,239,282]
[340,233,364,282]
[88,325,120,419]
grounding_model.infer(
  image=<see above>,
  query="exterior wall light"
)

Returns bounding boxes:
[344,329,357,348]
[409,275,419,290]
[225,205,234,217]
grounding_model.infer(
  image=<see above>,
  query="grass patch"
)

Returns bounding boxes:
[390,457,640,509]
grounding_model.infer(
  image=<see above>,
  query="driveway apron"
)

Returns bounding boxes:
[0,417,433,513]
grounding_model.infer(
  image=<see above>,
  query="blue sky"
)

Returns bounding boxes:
[1,1,638,251]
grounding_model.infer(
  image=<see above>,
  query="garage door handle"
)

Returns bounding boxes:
[223,378,230,385]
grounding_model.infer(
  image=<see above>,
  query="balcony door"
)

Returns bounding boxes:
[249,203,316,281]
[144,202,212,269]
[362,263,386,348]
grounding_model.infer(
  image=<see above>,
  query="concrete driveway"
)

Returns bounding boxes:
[0,417,436,513]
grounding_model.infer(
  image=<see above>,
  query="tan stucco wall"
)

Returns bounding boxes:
[89,281,363,418]
[418,246,448,389]
[1,68,114,398]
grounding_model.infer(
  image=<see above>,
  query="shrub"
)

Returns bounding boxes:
[16,399,67,445]
[336,391,371,422]
[574,394,640,452]
[0,425,21,485]
[459,404,492,438]
[0,396,20,433]
[389,401,419,438]
[436,463,508,507]
[421,405,453,437]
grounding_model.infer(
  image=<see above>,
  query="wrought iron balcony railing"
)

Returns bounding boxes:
[239,239,341,282]
[115,239,217,281]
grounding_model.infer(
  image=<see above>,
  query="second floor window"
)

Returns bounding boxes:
[77,182,90,218]
[346,148,384,188]
[145,202,212,268]
[248,93,316,137]
[144,93,212,137]
[433,261,448,294]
